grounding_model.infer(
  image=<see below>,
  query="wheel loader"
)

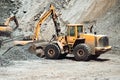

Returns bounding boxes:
[14,4,111,61]
[44,24,111,60]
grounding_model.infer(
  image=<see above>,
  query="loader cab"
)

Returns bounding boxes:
[66,24,84,44]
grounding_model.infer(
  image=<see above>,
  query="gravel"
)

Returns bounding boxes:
[0,43,40,66]
[0,53,120,80]
[2,45,39,61]
[0,56,13,67]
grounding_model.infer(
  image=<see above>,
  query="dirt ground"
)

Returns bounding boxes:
[0,0,120,80]
[0,53,120,80]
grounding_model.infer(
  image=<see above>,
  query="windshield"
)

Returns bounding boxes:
[77,25,83,33]
[70,26,75,36]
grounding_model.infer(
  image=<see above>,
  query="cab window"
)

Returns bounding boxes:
[77,25,83,33]
[70,26,75,36]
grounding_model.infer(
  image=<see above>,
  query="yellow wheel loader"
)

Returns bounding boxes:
[44,24,111,60]
[14,4,111,61]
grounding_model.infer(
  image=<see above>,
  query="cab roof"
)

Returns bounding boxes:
[67,24,83,26]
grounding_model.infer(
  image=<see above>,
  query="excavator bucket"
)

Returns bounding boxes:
[0,25,12,37]
[28,40,49,57]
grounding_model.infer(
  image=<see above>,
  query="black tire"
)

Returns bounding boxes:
[73,44,90,61]
[44,44,60,59]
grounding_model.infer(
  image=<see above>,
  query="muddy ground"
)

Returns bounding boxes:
[0,53,120,80]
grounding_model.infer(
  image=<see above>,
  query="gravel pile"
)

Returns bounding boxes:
[0,56,13,67]
[0,43,40,66]
[2,44,40,61]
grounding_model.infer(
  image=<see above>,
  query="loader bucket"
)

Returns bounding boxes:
[28,40,49,57]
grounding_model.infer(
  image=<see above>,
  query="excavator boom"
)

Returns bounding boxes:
[33,4,60,40]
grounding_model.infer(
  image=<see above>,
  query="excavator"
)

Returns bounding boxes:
[0,15,19,48]
[14,4,111,61]
[0,15,19,37]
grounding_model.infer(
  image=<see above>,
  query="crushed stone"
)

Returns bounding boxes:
[0,55,13,67]
[2,44,40,61]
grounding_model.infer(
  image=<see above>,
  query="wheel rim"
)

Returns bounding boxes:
[48,49,55,57]
[77,49,85,56]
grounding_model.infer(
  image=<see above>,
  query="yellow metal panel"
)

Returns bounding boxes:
[0,26,12,32]
[80,33,95,54]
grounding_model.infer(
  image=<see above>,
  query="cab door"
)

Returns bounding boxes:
[67,26,77,44]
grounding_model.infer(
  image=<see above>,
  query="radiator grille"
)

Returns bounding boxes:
[99,36,109,47]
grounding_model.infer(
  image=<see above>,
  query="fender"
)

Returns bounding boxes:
[50,41,64,54]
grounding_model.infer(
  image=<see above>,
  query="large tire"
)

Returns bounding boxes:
[44,44,60,59]
[73,44,90,61]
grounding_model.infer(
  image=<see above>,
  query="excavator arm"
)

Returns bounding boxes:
[0,15,19,37]
[0,15,19,47]
[33,4,61,40]
[4,15,19,30]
